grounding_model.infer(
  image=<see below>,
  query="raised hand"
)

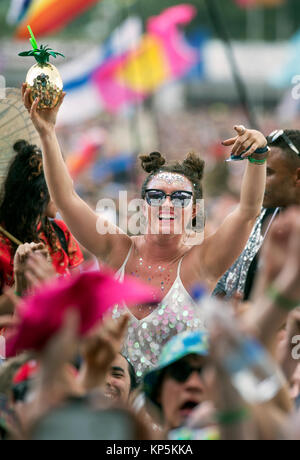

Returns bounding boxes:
[14,242,53,296]
[79,314,129,391]
[22,83,66,135]
[24,253,56,292]
[222,125,268,159]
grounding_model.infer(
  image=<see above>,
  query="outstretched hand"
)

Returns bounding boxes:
[222,125,267,158]
[22,83,66,135]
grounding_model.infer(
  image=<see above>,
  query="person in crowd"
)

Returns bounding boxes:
[214,129,300,300]
[0,243,55,322]
[103,353,137,404]
[0,140,84,295]
[23,85,268,377]
[0,208,299,440]
[143,331,210,436]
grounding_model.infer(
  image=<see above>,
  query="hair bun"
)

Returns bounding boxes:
[139,151,166,173]
[13,140,30,154]
[13,139,41,157]
[13,140,43,179]
[182,152,205,181]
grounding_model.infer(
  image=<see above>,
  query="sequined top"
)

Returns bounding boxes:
[112,245,206,378]
[213,208,273,298]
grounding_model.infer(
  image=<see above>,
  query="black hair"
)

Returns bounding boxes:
[120,353,138,392]
[139,151,205,228]
[267,130,300,170]
[0,140,57,257]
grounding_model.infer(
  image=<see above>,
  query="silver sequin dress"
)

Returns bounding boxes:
[212,208,276,299]
[112,246,206,378]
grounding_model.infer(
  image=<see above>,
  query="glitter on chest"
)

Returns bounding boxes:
[131,257,175,295]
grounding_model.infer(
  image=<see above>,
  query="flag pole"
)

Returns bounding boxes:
[204,0,260,130]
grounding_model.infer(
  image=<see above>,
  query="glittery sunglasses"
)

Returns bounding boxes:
[166,360,204,383]
[145,189,193,208]
[269,129,300,156]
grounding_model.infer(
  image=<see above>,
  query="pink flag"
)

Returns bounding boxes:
[92,4,197,113]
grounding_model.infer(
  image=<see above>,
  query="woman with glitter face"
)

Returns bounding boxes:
[23,86,268,377]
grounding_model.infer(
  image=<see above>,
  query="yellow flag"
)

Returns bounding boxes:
[115,35,170,93]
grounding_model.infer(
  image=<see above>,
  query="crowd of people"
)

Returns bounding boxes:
[0,85,299,441]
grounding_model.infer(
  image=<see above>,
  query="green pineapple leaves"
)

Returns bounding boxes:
[18,27,64,65]
[18,45,65,64]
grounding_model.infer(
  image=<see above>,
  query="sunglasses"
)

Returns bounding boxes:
[166,360,204,383]
[269,130,300,156]
[145,189,193,208]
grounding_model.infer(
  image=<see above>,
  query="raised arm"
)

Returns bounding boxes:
[22,86,131,264]
[193,126,267,282]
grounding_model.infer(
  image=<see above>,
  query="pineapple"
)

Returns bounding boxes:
[19,27,64,110]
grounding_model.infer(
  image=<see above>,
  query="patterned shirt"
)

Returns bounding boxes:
[212,209,267,299]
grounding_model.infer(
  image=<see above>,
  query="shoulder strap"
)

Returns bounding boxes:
[121,244,134,270]
[115,244,133,281]
[176,256,185,278]
[51,221,68,255]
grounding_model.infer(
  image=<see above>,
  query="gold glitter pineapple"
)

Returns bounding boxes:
[19,26,64,109]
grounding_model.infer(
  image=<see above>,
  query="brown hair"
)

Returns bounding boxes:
[140,151,205,202]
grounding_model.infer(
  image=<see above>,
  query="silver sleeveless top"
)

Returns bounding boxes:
[213,208,280,298]
[112,245,206,378]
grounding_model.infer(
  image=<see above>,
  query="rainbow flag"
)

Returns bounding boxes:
[16,0,101,38]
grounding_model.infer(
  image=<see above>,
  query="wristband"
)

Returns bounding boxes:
[216,408,249,426]
[248,157,267,165]
[267,284,300,311]
[14,291,22,298]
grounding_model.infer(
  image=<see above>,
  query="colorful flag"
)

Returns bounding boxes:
[92,4,197,113]
[57,17,142,125]
[6,0,33,25]
[57,5,199,122]
[66,128,106,179]
[16,0,101,38]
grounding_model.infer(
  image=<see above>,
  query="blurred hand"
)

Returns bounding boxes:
[186,401,217,429]
[79,314,129,391]
[14,243,48,272]
[14,243,53,296]
[0,314,19,329]
[20,310,81,432]
[0,289,21,317]
[22,83,66,135]
[25,253,55,292]
[222,125,267,158]
[277,308,300,382]
[286,308,300,343]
